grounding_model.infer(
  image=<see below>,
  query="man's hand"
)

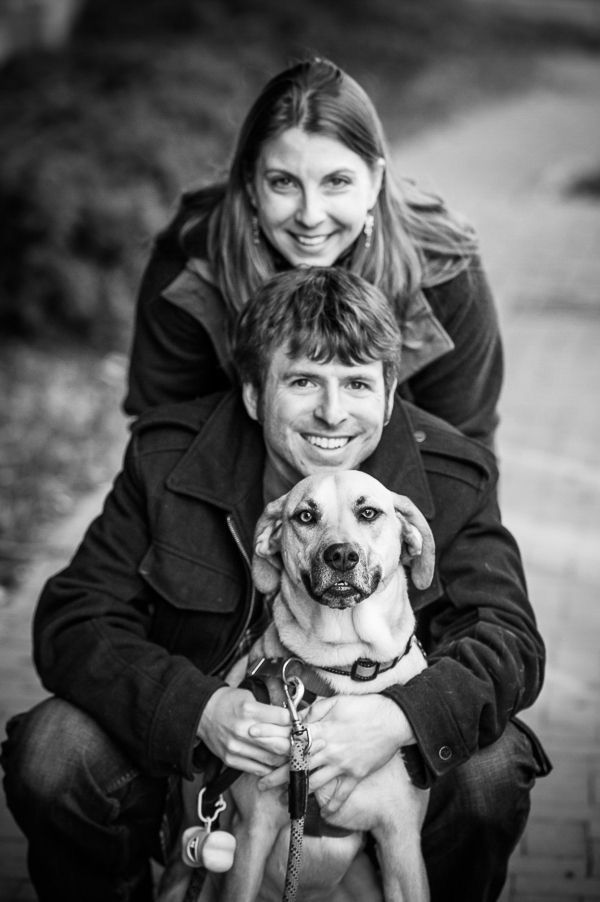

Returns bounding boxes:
[256,694,416,814]
[196,686,293,776]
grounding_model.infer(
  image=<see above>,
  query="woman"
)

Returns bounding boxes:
[125,57,502,449]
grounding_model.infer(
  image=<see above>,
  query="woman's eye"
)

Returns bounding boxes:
[327,176,351,188]
[269,176,294,190]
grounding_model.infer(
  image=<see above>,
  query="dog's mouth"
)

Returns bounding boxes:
[301,570,381,609]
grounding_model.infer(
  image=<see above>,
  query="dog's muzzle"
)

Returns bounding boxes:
[301,543,382,609]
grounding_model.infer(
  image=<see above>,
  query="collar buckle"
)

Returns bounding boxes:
[350,658,381,681]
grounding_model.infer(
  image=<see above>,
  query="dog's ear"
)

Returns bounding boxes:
[392,493,436,590]
[252,493,288,595]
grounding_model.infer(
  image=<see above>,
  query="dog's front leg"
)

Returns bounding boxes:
[368,757,430,902]
[217,775,286,902]
[317,753,430,902]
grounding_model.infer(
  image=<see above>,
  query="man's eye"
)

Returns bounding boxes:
[359,507,380,521]
[295,510,315,524]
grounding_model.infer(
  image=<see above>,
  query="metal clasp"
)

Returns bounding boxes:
[281,658,312,751]
[196,787,227,829]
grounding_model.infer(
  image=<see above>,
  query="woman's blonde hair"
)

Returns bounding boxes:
[176,58,478,321]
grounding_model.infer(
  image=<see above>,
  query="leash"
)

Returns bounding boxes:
[281,658,312,902]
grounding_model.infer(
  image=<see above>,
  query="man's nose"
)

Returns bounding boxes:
[315,387,347,425]
[295,188,324,228]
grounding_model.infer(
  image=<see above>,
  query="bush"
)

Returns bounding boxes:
[1,0,597,590]
[0,0,495,350]
[1,0,598,350]
[0,342,128,589]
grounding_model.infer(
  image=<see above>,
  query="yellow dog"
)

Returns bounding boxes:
[193,470,435,902]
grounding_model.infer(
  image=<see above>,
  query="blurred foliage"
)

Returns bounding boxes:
[0,0,598,590]
[0,343,128,589]
[2,0,597,350]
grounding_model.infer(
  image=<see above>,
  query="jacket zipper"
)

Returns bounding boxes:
[215,514,257,675]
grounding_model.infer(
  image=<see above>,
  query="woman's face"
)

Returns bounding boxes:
[250,127,384,267]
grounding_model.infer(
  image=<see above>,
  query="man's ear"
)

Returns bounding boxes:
[252,493,288,594]
[242,382,260,422]
[384,377,397,425]
[392,492,435,590]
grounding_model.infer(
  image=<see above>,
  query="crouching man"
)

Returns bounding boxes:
[2,267,550,902]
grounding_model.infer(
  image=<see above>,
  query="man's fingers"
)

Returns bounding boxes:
[248,721,290,739]
[303,697,336,724]
[258,761,290,790]
[250,700,294,725]
[305,764,337,795]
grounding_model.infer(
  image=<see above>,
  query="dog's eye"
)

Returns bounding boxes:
[359,507,379,521]
[295,510,315,525]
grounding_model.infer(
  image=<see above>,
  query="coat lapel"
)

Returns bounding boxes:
[165,392,266,553]
[362,401,435,520]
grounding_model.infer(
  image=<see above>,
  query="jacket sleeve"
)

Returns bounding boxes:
[382,473,545,786]
[408,257,503,450]
[32,436,226,778]
[124,243,231,417]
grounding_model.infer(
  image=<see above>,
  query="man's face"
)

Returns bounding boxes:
[242,347,395,486]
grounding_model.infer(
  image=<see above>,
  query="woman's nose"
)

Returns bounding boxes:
[294,188,325,228]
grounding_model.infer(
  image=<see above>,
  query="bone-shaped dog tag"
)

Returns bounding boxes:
[181,825,236,872]
[181,788,236,872]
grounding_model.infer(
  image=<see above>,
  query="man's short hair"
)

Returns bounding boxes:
[232,267,402,392]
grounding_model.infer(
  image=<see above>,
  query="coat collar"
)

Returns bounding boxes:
[166,390,435,520]
[162,266,454,387]
[166,392,267,553]
[361,398,435,519]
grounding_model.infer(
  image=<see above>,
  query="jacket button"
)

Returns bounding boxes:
[438,745,453,761]
[414,430,426,443]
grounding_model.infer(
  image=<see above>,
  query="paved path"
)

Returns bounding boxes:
[398,53,600,901]
[1,51,600,902]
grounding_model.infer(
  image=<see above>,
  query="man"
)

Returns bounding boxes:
[2,268,549,902]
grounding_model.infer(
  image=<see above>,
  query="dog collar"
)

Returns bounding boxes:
[320,632,423,682]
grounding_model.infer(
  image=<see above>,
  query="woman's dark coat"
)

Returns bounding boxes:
[124,236,503,449]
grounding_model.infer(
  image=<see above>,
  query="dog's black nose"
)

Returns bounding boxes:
[323,543,359,571]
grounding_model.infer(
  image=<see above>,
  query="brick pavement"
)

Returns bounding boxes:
[1,51,600,902]
[398,53,600,901]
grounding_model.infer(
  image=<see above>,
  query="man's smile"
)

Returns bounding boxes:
[304,434,352,450]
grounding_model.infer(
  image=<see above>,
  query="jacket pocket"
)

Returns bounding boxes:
[138,542,241,612]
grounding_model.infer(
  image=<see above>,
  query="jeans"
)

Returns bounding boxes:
[2,698,167,902]
[2,697,548,902]
[421,716,548,901]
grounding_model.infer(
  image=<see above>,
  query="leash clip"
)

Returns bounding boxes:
[281,658,312,752]
[196,786,227,829]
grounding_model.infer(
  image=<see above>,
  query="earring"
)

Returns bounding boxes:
[363,212,374,249]
[251,215,260,246]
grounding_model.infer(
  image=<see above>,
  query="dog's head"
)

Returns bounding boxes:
[252,471,435,609]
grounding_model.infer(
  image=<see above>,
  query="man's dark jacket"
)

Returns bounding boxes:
[33,392,545,786]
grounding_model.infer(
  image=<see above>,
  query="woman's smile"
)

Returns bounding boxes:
[252,128,383,267]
